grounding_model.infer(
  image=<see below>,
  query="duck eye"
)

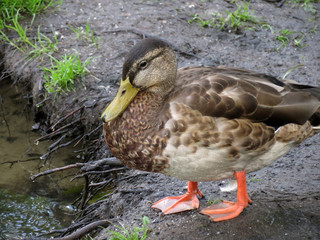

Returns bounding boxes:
[139,61,148,69]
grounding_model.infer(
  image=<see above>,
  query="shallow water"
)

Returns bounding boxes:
[0,78,82,239]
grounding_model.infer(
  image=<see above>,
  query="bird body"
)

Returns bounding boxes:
[101,38,320,221]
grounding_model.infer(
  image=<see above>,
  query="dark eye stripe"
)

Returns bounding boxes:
[128,51,164,84]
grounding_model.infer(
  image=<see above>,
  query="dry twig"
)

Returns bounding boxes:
[21,219,112,240]
[74,123,102,147]
[55,219,111,240]
[34,118,80,143]
[50,106,84,131]
[31,162,85,181]
[40,134,82,160]
[30,157,124,181]
[1,157,40,167]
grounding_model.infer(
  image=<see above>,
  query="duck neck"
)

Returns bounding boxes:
[105,90,169,172]
[125,91,167,131]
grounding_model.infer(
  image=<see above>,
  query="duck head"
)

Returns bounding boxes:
[101,38,177,122]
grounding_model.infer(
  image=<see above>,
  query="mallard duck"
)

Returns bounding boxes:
[101,38,320,222]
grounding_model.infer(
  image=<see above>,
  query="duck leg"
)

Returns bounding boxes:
[200,169,252,222]
[152,181,203,214]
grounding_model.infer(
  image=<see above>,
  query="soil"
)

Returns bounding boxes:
[0,0,319,239]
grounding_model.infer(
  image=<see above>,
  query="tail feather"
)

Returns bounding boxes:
[291,84,320,100]
[291,84,320,127]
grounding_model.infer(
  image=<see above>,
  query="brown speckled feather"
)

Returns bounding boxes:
[104,92,171,172]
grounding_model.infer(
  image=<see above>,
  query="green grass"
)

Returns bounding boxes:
[188,1,315,51]
[224,1,259,31]
[109,216,151,240]
[0,0,62,31]
[293,33,307,47]
[0,10,36,52]
[248,177,263,182]
[292,0,318,15]
[188,14,213,28]
[43,54,91,94]
[0,0,92,95]
[0,0,61,56]
[282,64,305,79]
[276,29,296,51]
[311,24,318,34]
[0,11,59,59]
[0,11,58,57]
[276,29,308,51]
[70,22,101,48]
[188,1,261,32]
[207,198,222,206]
[0,0,62,55]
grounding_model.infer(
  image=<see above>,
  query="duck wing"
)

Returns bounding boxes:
[174,66,320,128]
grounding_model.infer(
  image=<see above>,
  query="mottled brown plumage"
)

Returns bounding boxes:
[101,38,320,221]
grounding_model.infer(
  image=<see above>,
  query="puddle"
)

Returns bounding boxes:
[0,78,82,239]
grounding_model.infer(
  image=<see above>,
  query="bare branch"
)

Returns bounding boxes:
[50,106,83,131]
[40,134,81,160]
[20,219,112,240]
[34,118,80,143]
[55,219,111,240]
[31,163,85,181]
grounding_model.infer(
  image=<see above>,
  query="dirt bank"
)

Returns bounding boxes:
[1,0,319,239]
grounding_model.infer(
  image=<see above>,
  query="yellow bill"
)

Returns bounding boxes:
[101,77,139,122]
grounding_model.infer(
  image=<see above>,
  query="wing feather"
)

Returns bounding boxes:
[173,66,320,127]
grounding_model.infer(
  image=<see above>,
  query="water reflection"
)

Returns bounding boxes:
[0,78,81,239]
[0,188,74,238]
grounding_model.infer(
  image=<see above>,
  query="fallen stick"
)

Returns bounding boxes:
[48,134,67,150]
[50,106,84,131]
[1,157,40,167]
[35,97,51,108]
[74,123,102,147]
[34,128,68,143]
[31,163,85,181]
[56,219,111,240]
[22,219,112,240]
[40,135,82,160]
[31,157,124,181]
[34,118,80,143]
[89,178,113,187]
[78,175,89,211]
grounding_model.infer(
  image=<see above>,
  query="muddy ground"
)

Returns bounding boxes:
[1,0,319,239]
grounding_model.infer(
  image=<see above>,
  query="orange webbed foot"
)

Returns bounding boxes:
[152,181,203,214]
[200,170,252,222]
